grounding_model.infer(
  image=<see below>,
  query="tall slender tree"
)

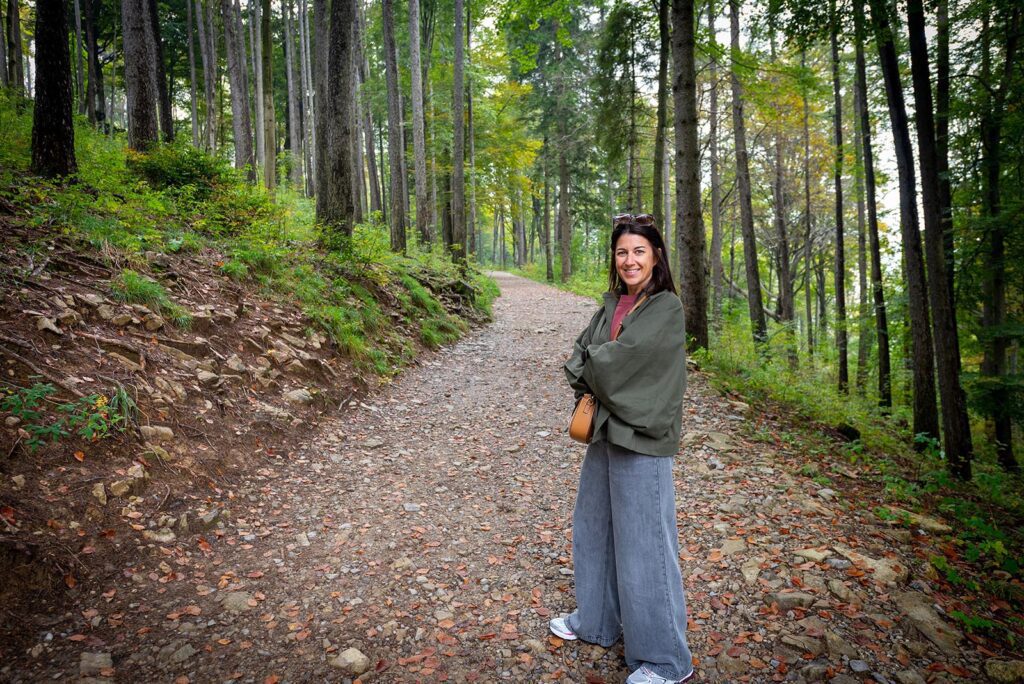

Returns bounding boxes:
[451,0,467,261]
[261,0,276,190]
[221,0,255,177]
[770,33,795,362]
[73,0,85,114]
[729,0,767,346]
[187,0,200,145]
[0,0,7,88]
[708,0,724,326]
[84,0,106,125]
[409,0,430,245]
[284,0,303,189]
[867,0,939,443]
[831,0,848,391]
[31,0,77,177]
[145,0,173,141]
[195,0,216,150]
[906,0,973,477]
[673,0,708,350]
[6,0,24,93]
[381,0,407,252]
[653,0,669,234]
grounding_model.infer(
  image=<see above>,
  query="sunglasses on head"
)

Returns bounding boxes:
[612,213,655,227]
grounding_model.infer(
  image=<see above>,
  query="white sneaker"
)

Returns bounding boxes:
[625,665,695,684]
[548,614,578,641]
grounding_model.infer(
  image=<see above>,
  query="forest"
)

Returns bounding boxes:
[2,0,1024,677]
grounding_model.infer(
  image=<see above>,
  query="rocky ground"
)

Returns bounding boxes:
[2,273,1021,683]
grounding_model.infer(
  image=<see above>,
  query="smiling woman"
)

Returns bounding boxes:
[558,214,694,684]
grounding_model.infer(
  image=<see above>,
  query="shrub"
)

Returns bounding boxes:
[126,143,232,199]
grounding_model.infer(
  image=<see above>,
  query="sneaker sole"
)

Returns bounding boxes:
[548,621,578,641]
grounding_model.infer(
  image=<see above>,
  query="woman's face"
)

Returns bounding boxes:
[614,232,657,296]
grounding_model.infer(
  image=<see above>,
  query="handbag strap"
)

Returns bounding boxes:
[611,293,649,342]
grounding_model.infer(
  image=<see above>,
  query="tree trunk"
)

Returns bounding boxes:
[221,0,254,178]
[672,0,708,351]
[250,0,264,178]
[854,82,871,394]
[145,0,173,141]
[770,33,795,364]
[355,5,379,210]
[409,0,430,245]
[543,145,553,281]
[451,0,466,262]
[936,0,953,299]
[382,0,407,252]
[708,0,724,327]
[652,0,668,233]
[801,51,814,357]
[122,0,159,150]
[187,0,200,145]
[260,0,275,191]
[314,0,357,243]
[831,0,848,391]
[467,0,477,258]
[31,0,77,177]
[853,2,891,407]
[906,0,973,477]
[195,0,216,151]
[868,0,939,443]
[0,0,7,88]
[558,147,571,282]
[284,0,302,189]
[84,0,105,125]
[299,0,315,194]
[73,0,85,114]
[6,0,24,93]
[729,0,767,346]
[979,6,1019,472]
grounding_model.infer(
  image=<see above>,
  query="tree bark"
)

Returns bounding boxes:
[221,0,254,178]
[543,144,554,281]
[558,146,571,282]
[801,52,814,357]
[355,5,379,210]
[145,0,173,141]
[854,82,871,394]
[284,0,303,189]
[652,0,669,234]
[409,0,430,245]
[936,0,953,299]
[451,0,466,262]
[831,0,848,391]
[122,0,159,150]
[314,0,357,243]
[299,0,315,194]
[84,0,105,125]
[6,0,24,93]
[31,0,77,177]
[382,0,407,252]
[708,0,724,327]
[770,34,795,364]
[852,4,890,407]
[467,0,477,258]
[195,0,216,151]
[729,0,767,346]
[250,0,264,178]
[260,0,275,191]
[672,0,708,350]
[187,0,200,145]
[906,0,972,476]
[0,0,7,88]
[979,6,1019,472]
[868,0,939,443]
[73,0,85,114]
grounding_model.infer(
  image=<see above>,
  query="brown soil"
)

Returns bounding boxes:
[1,272,1020,683]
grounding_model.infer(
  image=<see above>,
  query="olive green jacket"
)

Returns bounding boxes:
[564,290,688,457]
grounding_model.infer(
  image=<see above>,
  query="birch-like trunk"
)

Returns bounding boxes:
[708,0,724,325]
[382,0,407,252]
[221,0,254,177]
[408,0,430,244]
[187,0,199,145]
[284,0,303,189]
[451,0,466,261]
[250,0,264,179]
[298,0,315,194]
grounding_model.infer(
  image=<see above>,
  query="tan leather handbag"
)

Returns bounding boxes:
[569,393,597,443]
[567,294,648,444]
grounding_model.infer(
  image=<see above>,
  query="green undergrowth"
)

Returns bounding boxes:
[1,93,495,379]
[515,263,1024,607]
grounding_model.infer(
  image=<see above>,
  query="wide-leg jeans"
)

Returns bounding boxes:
[566,439,693,681]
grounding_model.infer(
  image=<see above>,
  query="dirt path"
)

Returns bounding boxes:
[3,274,985,683]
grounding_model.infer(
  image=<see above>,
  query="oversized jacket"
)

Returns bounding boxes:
[563,290,687,457]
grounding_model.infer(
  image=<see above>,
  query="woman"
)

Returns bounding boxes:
[553,214,694,684]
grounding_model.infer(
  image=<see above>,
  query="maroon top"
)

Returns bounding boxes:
[610,294,639,341]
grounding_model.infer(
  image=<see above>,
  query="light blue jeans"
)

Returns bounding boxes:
[566,439,693,681]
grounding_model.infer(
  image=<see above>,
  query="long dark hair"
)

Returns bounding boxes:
[607,220,677,296]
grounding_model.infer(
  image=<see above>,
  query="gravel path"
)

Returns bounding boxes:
[3,273,982,683]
